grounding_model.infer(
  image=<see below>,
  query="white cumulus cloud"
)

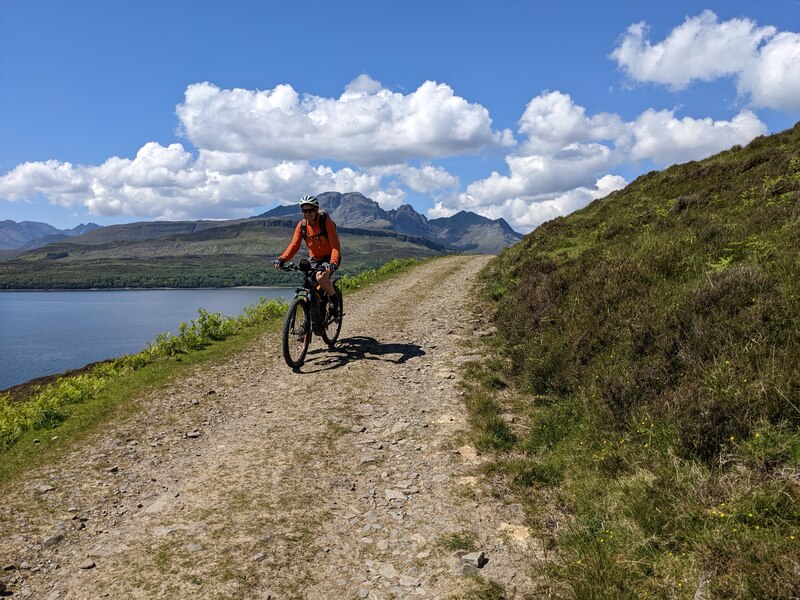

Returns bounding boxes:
[463,142,617,208]
[611,10,800,111]
[0,160,91,205]
[0,57,787,233]
[176,76,512,166]
[473,175,628,233]
[627,109,767,165]
[738,31,800,112]
[452,90,766,231]
[371,164,459,193]
[0,143,392,221]
[0,76,503,220]
[519,91,626,153]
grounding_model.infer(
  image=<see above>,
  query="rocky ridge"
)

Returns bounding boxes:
[258,192,522,254]
[0,221,101,251]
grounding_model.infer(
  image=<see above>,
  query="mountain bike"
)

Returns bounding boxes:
[279,259,343,368]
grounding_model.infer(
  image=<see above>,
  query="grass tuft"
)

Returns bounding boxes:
[439,530,479,552]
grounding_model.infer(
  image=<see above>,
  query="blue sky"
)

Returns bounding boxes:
[1,1,798,232]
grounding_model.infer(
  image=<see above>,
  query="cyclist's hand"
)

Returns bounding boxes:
[327,262,338,273]
[273,259,284,269]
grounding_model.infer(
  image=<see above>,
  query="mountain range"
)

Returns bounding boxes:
[0,193,521,255]
[257,192,522,253]
[0,220,101,251]
[0,193,521,288]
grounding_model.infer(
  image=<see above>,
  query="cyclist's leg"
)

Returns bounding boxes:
[310,256,336,297]
[315,270,336,297]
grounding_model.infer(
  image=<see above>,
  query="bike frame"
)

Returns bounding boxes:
[279,259,343,368]
[284,260,338,333]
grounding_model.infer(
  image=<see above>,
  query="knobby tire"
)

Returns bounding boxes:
[321,284,343,347]
[282,298,310,368]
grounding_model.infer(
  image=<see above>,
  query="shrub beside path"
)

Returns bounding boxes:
[0,255,541,599]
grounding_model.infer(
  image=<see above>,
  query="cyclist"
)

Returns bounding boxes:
[273,195,341,316]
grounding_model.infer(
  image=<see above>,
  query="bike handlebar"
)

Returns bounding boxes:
[280,261,329,273]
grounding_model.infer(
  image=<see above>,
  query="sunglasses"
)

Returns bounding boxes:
[301,208,317,213]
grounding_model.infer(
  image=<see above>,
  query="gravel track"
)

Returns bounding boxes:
[0,255,541,599]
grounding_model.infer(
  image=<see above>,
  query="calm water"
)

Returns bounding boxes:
[0,288,293,390]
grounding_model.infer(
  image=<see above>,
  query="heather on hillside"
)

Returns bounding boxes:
[475,123,800,597]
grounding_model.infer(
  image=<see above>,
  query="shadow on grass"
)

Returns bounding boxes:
[298,335,425,373]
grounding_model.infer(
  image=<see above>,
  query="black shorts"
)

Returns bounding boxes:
[310,255,331,270]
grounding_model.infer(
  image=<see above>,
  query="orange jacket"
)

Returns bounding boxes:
[279,214,341,266]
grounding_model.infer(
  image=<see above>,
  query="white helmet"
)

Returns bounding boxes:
[299,194,319,209]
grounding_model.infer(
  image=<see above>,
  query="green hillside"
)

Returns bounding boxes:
[474,124,799,597]
[0,218,444,288]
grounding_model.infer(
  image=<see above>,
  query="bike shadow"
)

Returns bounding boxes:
[298,336,425,373]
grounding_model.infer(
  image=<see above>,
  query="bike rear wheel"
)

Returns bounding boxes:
[321,284,343,346]
[282,298,310,368]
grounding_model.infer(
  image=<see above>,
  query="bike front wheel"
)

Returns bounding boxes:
[282,298,310,368]
[321,284,343,346]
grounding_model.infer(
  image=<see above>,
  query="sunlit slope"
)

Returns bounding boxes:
[485,123,799,457]
[475,123,799,596]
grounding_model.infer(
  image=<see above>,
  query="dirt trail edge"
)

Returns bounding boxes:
[1,255,542,599]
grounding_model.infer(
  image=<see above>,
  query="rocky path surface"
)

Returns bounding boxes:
[0,255,541,599]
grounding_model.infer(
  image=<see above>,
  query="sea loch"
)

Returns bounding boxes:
[0,287,293,390]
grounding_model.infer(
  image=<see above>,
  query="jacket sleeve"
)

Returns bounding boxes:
[279,222,304,262]
[327,217,341,267]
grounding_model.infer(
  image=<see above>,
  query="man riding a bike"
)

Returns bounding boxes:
[273,195,342,316]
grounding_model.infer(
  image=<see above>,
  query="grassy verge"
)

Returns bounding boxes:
[337,256,429,293]
[464,353,800,598]
[0,257,425,484]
